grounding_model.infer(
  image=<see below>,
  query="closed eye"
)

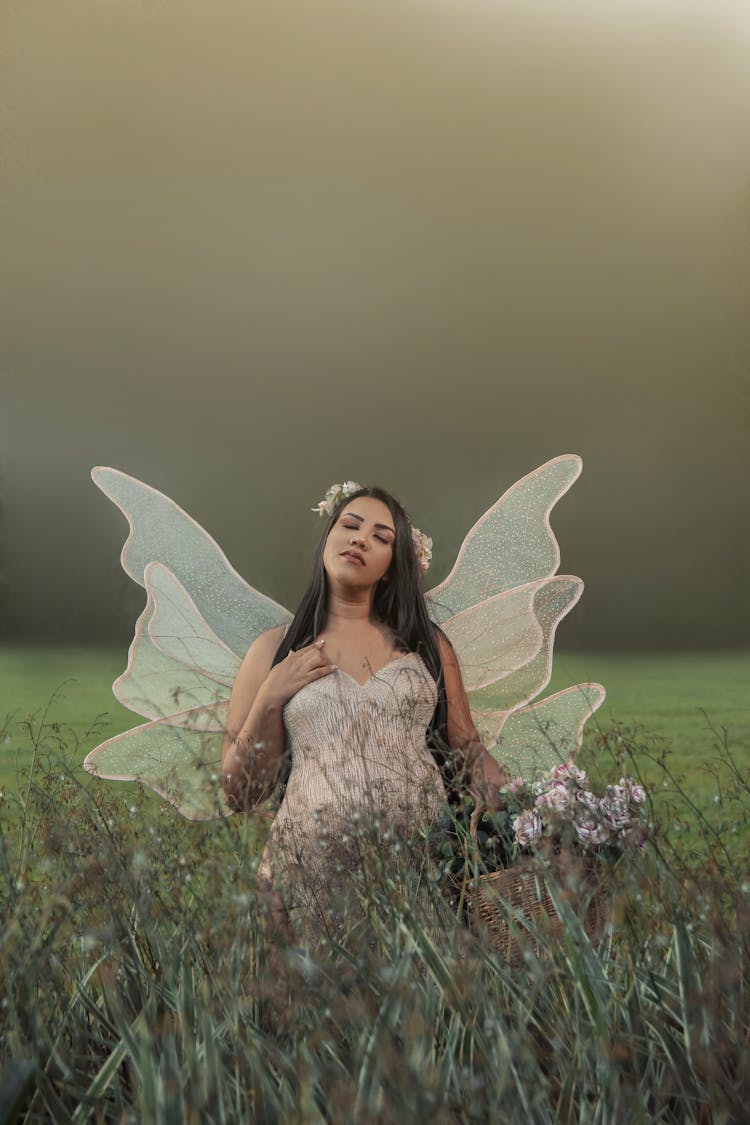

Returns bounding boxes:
[342,520,392,546]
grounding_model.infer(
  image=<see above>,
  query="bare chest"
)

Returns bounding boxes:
[317,628,403,687]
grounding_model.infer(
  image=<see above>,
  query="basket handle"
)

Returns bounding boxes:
[469,802,485,844]
[469,787,509,840]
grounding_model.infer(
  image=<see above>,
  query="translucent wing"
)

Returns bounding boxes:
[427,454,582,623]
[431,455,606,773]
[145,562,240,685]
[112,562,240,724]
[478,683,606,777]
[91,467,291,655]
[86,469,292,818]
[84,707,229,821]
[441,576,582,706]
[84,567,233,818]
[85,561,241,816]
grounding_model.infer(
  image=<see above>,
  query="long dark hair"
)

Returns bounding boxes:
[271,486,455,788]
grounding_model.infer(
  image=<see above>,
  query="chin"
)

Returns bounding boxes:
[329,565,373,589]
[339,572,372,588]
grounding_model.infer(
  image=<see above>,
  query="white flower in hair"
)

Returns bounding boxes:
[311,480,362,517]
[313,480,432,574]
[411,526,432,575]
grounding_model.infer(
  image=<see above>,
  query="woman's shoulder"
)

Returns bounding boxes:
[431,621,451,652]
[239,624,287,666]
[254,623,288,652]
[228,626,287,712]
[431,623,460,673]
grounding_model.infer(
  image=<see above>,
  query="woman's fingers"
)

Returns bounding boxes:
[295,638,326,653]
[287,640,324,665]
[302,641,332,669]
[293,650,325,672]
[285,640,335,685]
[306,650,336,677]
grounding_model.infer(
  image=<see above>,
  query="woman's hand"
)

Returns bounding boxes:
[222,633,335,810]
[257,639,336,711]
[471,753,508,811]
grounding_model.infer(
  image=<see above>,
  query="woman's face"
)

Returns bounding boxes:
[322,496,396,590]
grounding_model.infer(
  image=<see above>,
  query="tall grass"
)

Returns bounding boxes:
[1,709,748,1123]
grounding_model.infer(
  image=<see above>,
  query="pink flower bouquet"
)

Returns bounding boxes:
[501,762,648,861]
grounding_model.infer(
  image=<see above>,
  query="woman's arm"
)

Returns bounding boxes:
[222,626,287,811]
[436,630,507,810]
[222,628,336,811]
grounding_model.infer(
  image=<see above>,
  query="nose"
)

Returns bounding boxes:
[349,534,367,550]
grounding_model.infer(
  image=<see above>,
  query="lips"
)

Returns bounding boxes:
[341,550,365,566]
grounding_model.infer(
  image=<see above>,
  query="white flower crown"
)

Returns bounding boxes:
[312,481,432,575]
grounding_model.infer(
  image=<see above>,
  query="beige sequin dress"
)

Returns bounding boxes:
[256,653,447,945]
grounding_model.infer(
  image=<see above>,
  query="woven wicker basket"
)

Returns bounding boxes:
[464,841,607,963]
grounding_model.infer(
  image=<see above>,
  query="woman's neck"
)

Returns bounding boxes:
[325,588,375,624]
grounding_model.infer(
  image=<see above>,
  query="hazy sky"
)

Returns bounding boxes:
[1,0,749,652]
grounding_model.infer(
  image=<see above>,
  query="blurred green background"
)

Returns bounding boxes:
[2,647,747,855]
[1,0,748,658]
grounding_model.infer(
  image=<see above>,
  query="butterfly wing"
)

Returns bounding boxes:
[427,454,582,621]
[91,467,291,654]
[86,470,292,818]
[440,576,582,707]
[84,705,229,821]
[85,561,240,816]
[430,455,605,772]
[110,561,239,724]
[477,683,606,778]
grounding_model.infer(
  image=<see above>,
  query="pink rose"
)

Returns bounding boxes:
[575,788,599,813]
[551,761,587,785]
[600,795,631,830]
[536,783,573,815]
[574,816,611,846]
[513,808,543,848]
[619,777,646,805]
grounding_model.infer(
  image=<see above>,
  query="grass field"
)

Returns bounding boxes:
[1,644,747,769]
[2,646,747,737]
[1,645,747,839]
[2,644,749,1120]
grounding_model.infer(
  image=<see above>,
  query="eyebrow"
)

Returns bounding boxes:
[345,512,396,535]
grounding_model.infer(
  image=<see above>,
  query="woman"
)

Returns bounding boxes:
[221,483,507,946]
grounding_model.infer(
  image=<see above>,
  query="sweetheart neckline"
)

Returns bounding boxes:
[334,652,427,689]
